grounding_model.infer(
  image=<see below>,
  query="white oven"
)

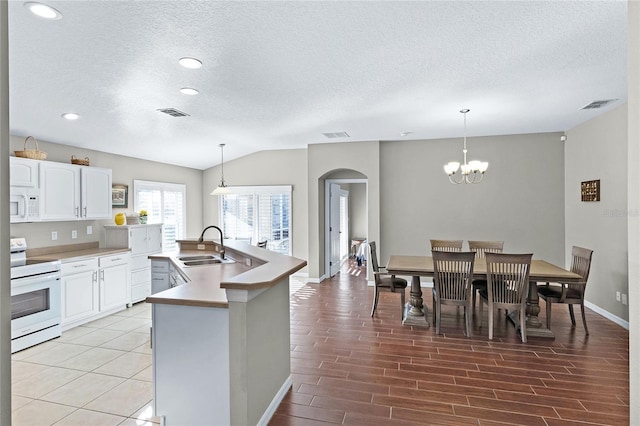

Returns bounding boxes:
[9,188,40,223]
[10,238,61,353]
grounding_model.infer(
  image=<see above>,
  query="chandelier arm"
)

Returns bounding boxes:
[448,173,465,185]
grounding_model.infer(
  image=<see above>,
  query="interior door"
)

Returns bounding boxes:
[329,184,341,276]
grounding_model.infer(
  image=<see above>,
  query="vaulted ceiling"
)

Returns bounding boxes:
[8,1,627,170]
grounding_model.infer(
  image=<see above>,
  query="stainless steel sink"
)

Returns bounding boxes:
[182,259,222,266]
[177,255,216,261]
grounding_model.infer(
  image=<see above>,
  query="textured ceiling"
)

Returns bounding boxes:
[8,1,627,170]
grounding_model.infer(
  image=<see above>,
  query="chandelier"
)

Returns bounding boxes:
[210,143,230,195]
[443,109,488,184]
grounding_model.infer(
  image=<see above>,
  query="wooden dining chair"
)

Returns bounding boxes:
[479,252,532,343]
[430,239,463,252]
[468,241,504,309]
[369,241,408,320]
[432,251,475,336]
[537,246,593,335]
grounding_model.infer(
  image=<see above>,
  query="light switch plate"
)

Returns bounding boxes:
[71,230,78,239]
[86,225,93,235]
[51,231,58,241]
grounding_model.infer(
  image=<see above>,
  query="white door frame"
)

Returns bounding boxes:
[324,178,368,278]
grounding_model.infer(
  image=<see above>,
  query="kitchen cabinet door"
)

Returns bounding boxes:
[40,162,80,220]
[10,157,40,187]
[61,269,99,325]
[99,259,130,312]
[81,167,112,219]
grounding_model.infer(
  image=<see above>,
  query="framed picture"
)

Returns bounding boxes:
[112,184,128,208]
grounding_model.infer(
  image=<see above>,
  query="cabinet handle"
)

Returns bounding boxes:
[73,264,87,268]
[83,206,87,217]
[75,206,79,217]
[92,271,97,283]
[100,270,104,281]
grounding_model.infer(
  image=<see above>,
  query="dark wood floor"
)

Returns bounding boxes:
[271,259,629,426]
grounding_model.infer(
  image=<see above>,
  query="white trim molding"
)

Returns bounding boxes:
[584,301,629,330]
[257,375,292,426]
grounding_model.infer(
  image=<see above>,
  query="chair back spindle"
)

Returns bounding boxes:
[430,239,463,253]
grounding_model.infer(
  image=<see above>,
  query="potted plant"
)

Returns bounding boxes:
[139,209,148,224]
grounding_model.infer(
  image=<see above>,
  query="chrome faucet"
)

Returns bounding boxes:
[197,225,225,259]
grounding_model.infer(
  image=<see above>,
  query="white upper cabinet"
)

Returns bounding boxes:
[81,167,112,219]
[39,161,112,221]
[40,162,81,220]
[9,157,40,187]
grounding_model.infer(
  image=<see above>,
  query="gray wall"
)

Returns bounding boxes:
[379,133,566,266]
[565,104,628,320]
[347,183,367,241]
[1,2,11,422]
[9,135,203,248]
[202,148,308,262]
[628,1,640,419]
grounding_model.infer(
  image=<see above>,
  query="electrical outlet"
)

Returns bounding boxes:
[71,230,78,239]
[622,294,628,305]
[245,258,252,267]
[616,291,621,302]
[86,225,93,235]
[51,231,58,241]
[197,244,205,250]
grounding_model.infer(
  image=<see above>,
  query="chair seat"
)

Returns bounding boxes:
[378,276,408,289]
[537,284,582,300]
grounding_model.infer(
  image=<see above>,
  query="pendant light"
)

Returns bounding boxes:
[211,143,230,195]
[443,109,489,184]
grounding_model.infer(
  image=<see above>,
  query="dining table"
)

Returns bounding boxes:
[386,255,583,338]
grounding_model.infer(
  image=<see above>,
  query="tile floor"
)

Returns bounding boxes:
[11,302,158,426]
[272,259,630,425]
[12,260,630,425]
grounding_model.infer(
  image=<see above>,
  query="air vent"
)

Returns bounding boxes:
[157,108,190,117]
[581,99,618,110]
[322,131,350,139]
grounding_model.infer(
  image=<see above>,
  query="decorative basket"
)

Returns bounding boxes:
[126,214,140,225]
[71,155,90,166]
[15,136,47,160]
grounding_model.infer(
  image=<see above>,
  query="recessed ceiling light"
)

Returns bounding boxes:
[61,113,80,120]
[180,87,199,96]
[178,57,202,69]
[24,2,62,20]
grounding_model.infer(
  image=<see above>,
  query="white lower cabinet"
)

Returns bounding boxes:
[99,254,131,312]
[61,258,99,326]
[61,253,131,330]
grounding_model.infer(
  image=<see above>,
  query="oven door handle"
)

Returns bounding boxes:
[11,271,61,290]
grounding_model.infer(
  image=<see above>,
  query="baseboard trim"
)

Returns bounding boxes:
[257,375,292,426]
[584,301,629,330]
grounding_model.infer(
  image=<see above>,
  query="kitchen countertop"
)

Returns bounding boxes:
[146,239,307,309]
[26,242,130,262]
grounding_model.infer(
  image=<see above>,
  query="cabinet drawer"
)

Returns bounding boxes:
[62,258,99,275]
[131,283,151,302]
[99,254,130,268]
[131,254,150,271]
[132,268,151,286]
[151,260,169,273]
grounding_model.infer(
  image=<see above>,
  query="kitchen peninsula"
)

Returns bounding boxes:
[146,238,306,426]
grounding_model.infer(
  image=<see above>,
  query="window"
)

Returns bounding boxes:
[220,186,292,255]
[133,180,186,252]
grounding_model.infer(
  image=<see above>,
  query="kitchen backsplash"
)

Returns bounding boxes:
[10,219,112,249]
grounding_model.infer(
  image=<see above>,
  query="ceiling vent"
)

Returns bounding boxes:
[157,108,190,117]
[322,131,350,139]
[581,99,618,110]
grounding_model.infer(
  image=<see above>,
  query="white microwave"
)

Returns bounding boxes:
[10,189,40,223]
